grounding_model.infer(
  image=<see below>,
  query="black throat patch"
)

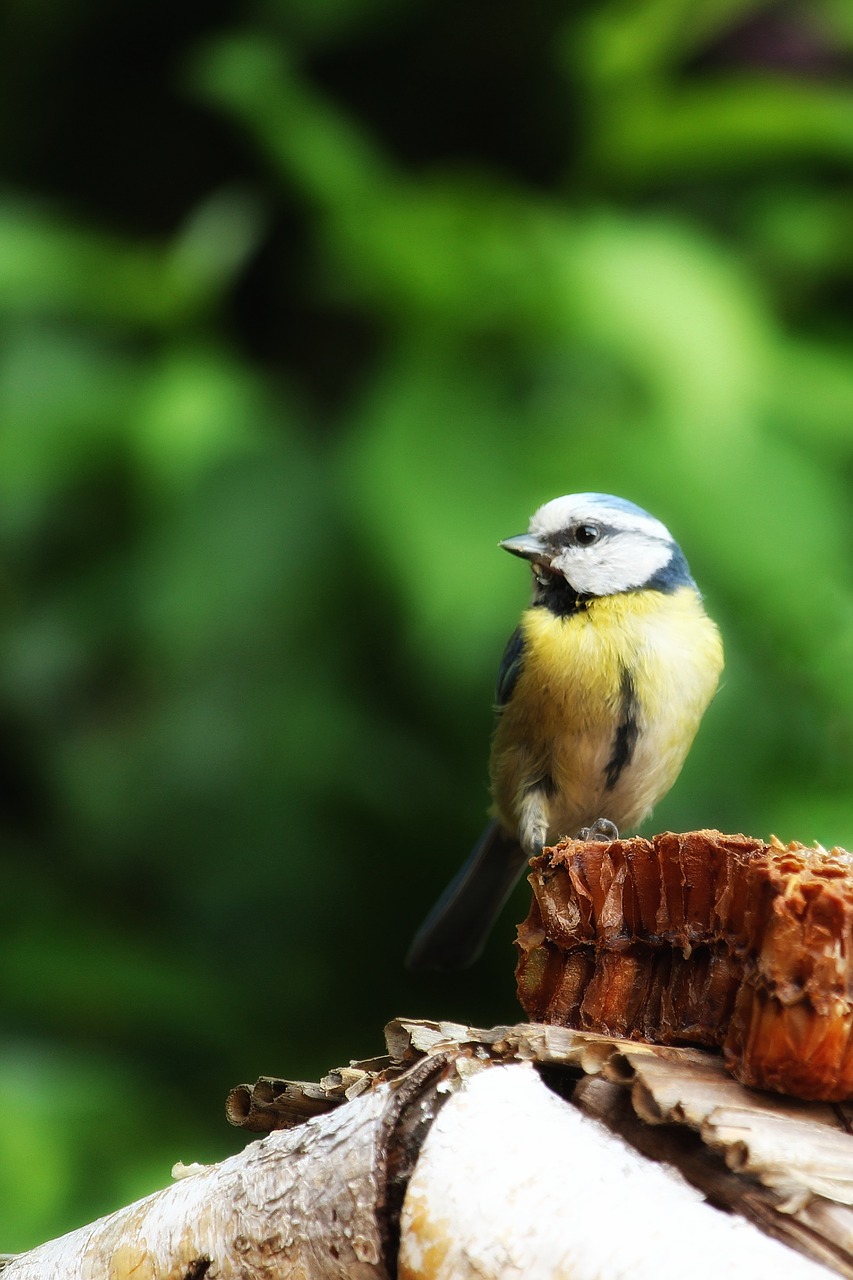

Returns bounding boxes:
[605,668,639,790]
[532,575,591,618]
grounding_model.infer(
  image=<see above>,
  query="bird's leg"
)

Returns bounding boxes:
[518,788,549,858]
[575,818,619,843]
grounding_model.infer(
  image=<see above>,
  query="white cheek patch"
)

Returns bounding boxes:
[553,537,672,596]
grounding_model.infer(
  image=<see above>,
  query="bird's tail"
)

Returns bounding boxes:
[406,820,529,971]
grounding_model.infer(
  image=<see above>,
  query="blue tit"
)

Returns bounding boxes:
[407,492,723,971]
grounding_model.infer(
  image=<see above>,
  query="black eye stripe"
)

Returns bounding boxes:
[546,522,610,548]
[544,522,672,549]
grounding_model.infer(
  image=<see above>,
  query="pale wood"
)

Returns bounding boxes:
[226,1018,853,1274]
[622,1049,853,1203]
[6,1019,853,1278]
[398,1063,834,1280]
[0,1083,395,1280]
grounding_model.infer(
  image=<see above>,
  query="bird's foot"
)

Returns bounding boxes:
[575,818,619,843]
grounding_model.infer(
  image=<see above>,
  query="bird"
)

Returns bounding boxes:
[407,492,723,971]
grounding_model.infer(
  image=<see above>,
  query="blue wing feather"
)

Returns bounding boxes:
[495,625,525,707]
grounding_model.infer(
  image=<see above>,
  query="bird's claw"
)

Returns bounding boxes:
[575,818,619,843]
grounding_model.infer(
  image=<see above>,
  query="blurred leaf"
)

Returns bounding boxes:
[587,79,853,184]
[571,0,772,86]
[128,344,272,490]
[771,340,853,448]
[165,187,271,315]
[0,1041,229,1253]
[0,203,173,325]
[190,34,392,209]
[0,325,140,531]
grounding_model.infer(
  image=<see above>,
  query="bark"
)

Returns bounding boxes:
[4,1020,853,1279]
[0,1055,449,1280]
[1,1087,389,1279]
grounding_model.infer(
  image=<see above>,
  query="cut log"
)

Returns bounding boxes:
[399,1063,834,1280]
[516,831,853,1100]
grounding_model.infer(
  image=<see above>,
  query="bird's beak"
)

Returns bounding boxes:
[499,534,552,567]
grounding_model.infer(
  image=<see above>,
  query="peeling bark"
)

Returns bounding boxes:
[5,1020,853,1278]
[2,1082,400,1280]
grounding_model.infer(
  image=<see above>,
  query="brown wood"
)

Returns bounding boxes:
[516,830,853,1100]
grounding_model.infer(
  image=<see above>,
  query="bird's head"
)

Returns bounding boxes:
[500,493,694,609]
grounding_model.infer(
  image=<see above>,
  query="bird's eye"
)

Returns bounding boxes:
[575,523,600,546]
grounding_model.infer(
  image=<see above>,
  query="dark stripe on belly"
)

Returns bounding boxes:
[605,668,639,790]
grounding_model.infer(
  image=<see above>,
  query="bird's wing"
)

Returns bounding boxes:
[495,625,525,707]
[406,627,530,971]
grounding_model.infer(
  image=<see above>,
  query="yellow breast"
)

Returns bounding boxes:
[489,587,723,844]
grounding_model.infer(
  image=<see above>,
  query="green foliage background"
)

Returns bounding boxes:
[3,0,853,1250]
